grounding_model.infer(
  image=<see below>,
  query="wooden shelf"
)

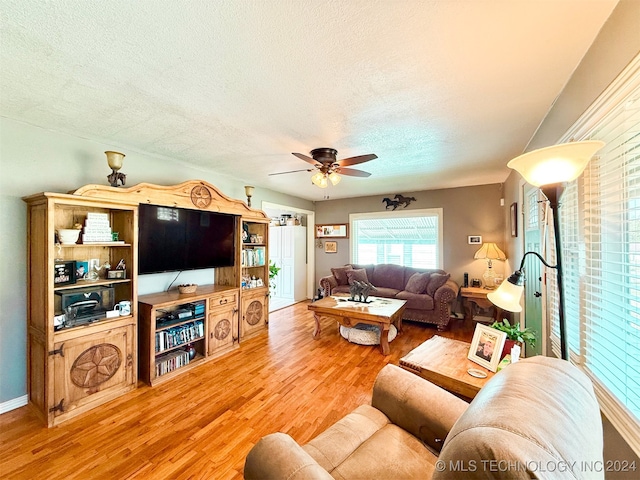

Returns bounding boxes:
[53,315,135,342]
[25,181,271,425]
[54,278,131,291]
[24,192,138,427]
[155,336,205,356]
[139,285,240,385]
[152,354,206,385]
[57,243,132,248]
[156,316,205,332]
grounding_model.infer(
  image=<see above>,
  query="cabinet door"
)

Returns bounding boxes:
[207,305,238,355]
[241,291,268,338]
[52,324,135,419]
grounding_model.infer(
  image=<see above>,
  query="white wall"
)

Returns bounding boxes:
[0,117,313,404]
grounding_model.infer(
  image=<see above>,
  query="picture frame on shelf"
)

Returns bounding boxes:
[467,323,507,372]
[315,224,348,238]
[76,261,88,280]
[324,241,338,253]
[54,260,76,286]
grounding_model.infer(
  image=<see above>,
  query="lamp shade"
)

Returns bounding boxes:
[487,279,524,312]
[105,151,125,170]
[507,140,604,187]
[328,171,341,185]
[474,242,506,261]
[244,185,255,197]
[311,171,328,188]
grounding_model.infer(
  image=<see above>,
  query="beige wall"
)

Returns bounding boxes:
[314,184,506,294]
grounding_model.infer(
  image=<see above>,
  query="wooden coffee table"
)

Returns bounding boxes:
[399,335,495,400]
[308,296,407,355]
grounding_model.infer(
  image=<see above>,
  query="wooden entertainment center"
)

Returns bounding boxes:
[23,181,270,426]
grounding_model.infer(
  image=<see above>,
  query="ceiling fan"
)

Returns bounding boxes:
[270,148,377,188]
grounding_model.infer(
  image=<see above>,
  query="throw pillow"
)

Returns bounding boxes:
[427,273,450,296]
[405,272,431,294]
[346,268,369,285]
[331,265,353,285]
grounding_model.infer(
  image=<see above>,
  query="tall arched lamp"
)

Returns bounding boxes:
[487,140,604,360]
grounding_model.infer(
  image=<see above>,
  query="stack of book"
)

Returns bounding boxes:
[82,212,113,243]
[242,246,265,267]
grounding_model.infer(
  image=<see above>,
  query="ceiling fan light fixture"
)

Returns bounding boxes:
[311,171,328,188]
[328,171,341,186]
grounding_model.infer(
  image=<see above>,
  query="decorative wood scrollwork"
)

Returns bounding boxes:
[214,319,232,340]
[70,344,122,388]
[190,185,212,209]
[245,300,263,326]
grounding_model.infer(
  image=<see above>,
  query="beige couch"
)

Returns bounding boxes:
[319,264,459,330]
[245,357,603,479]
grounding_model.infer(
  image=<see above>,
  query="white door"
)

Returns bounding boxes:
[268,226,307,311]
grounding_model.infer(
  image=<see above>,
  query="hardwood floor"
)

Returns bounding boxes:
[0,302,474,479]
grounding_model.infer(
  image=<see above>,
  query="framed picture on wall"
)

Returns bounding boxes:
[510,203,518,237]
[315,224,348,238]
[468,235,482,245]
[324,241,338,253]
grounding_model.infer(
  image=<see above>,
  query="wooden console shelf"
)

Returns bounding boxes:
[24,180,270,426]
[139,285,240,385]
[23,192,139,427]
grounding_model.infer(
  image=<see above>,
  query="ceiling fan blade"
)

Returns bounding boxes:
[269,169,313,176]
[292,152,319,166]
[338,168,371,177]
[338,154,378,167]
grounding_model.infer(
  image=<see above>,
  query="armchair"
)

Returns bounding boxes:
[245,357,603,479]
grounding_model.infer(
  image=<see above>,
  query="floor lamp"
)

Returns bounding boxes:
[487,140,604,361]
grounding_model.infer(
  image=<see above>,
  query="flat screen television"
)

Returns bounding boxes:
[138,203,236,274]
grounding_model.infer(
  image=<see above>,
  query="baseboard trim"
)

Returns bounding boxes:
[0,395,28,414]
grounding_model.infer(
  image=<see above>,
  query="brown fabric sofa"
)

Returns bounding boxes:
[319,264,459,330]
[245,357,603,479]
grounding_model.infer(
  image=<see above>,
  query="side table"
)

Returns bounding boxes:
[399,335,495,400]
[460,287,501,323]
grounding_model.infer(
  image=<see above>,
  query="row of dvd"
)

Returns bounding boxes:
[155,350,190,377]
[155,320,204,353]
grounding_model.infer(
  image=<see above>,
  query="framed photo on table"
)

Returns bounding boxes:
[468,324,506,372]
[315,224,348,238]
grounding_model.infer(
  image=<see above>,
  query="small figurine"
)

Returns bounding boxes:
[349,281,377,302]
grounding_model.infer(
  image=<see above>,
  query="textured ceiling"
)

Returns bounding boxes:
[1,0,618,200]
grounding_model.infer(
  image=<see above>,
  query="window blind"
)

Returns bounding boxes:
[582,86,640,421]
[350,209,442,268]
[549,82,640,424]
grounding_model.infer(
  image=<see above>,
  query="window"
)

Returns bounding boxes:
[546,61,640,449]
[350,209,443,268]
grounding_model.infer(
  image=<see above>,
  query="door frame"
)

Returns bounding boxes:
[261,201,315,300]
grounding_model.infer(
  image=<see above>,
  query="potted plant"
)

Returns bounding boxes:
[490,319,536,359]
[268,261,281,294]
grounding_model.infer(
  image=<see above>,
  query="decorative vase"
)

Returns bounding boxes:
[186,344,196,360]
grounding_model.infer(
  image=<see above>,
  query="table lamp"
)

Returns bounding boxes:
[473,242,506,290]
